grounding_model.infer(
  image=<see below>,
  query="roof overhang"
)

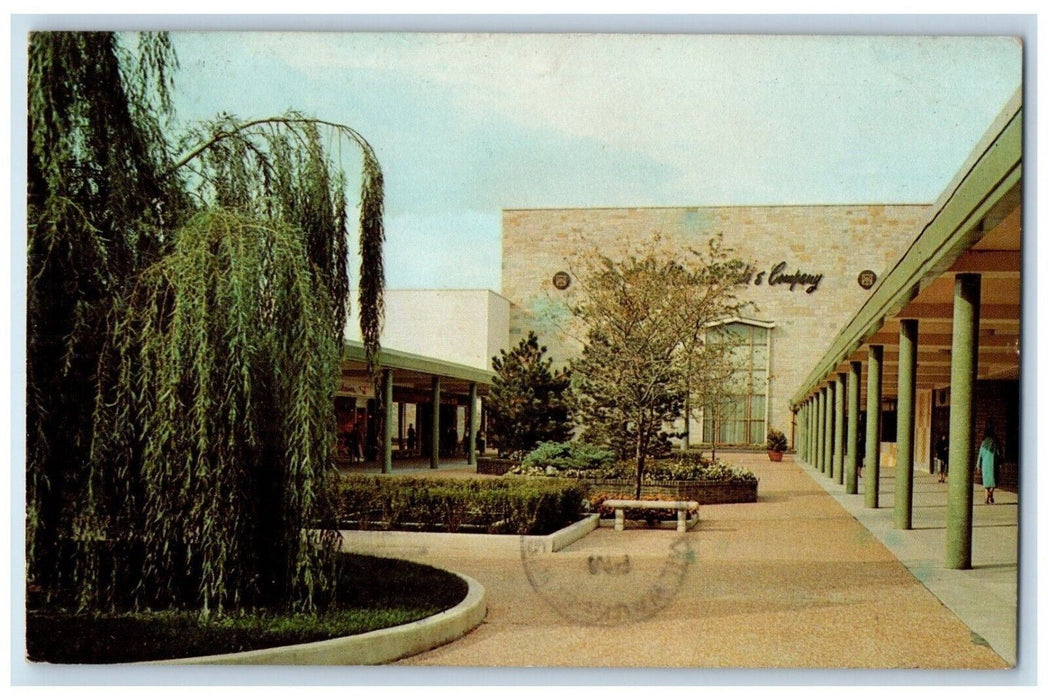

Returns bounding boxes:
[341,340,496,397]
[791,89,1022,407]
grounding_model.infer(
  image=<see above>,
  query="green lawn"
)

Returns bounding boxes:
[26,553,467,664]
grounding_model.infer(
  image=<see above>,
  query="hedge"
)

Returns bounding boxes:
[338,475,586,535]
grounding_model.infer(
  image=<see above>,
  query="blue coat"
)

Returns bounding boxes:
[978,437,1000,488]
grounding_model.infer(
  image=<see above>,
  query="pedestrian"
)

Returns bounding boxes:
[978,425,1002,504]
[935,432,949,483]
[407,423,416,453]
[346,422,360,463]
[355,420,366,463]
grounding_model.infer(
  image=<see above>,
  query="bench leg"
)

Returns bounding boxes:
[677,509,687,533]
[615,509,624,531]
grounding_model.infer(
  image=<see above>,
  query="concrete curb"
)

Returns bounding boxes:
[542,512,600,551]
[152,572,486,666]
[339,513,600,555]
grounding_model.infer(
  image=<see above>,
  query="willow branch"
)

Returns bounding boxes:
[167,116,379,178]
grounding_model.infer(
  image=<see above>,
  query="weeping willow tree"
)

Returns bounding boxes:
[27,31,385,612]
[27,31,188,601]
[88,211,342,613]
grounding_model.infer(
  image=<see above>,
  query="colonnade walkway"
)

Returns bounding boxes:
[796,454,1018,667]
[340,453,1014,669]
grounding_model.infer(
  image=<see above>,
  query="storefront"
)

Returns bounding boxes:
[338,340,495,472]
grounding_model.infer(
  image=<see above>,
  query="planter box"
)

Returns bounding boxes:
[578,477,758,505]
[476,457,519,475]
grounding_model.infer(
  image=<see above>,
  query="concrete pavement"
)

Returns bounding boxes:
[798,455,1018,666]
[340,453,1015,669]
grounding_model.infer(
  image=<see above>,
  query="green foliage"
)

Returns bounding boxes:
[640,456,758,484]
[27,32,190,596]
[766,429,788,452]
[173,113,385,363]
[487,332,573,457]
[339,476,586,535]
[568,233,749,497]
[517,441,617,473]
[514,451,757,485]
[26,31,386,615]
[86,211,342,614]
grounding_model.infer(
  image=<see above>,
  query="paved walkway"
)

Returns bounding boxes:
[798,455,1018,666]
[340,453,1015,669]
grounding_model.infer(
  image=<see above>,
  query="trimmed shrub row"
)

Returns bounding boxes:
[338,475,586,535]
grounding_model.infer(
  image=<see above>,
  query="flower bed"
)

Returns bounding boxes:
[578,477,757,504]
[475,457,519,475]
[338,475,585,535]
[509,444,759,505]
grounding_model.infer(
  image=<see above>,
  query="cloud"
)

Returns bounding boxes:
[168,31,1023,285]
[230,33,1020,203]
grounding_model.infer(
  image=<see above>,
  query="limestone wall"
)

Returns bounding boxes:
[501,205,931,445]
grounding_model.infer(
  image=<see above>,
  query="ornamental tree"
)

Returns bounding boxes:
[487,332,573,458]
[568,234,749,498]
[27,31,384,613]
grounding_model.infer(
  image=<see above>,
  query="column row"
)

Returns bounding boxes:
[798,273,983,570]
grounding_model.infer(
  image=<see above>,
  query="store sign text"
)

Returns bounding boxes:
[739,261,823,294]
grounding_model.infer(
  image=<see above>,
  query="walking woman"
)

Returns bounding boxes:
[978,425,1002,504]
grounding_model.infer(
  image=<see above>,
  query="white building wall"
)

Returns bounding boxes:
[345,289,511,371]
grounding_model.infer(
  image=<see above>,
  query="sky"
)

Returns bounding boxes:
[167,32,1022,290]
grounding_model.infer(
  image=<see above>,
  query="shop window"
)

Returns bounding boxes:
[701,320,772,446]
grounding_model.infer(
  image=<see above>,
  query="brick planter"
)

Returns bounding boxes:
[476,457,520,476]
[578,477,758,505]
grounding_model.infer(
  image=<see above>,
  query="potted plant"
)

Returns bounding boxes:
[766,429,788,462]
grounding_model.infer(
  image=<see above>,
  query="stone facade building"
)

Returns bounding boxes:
[501,204,930,446]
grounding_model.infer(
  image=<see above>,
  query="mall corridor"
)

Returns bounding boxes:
[340,453,1015,669]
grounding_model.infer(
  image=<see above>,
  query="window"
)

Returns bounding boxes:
[702,320,771,446]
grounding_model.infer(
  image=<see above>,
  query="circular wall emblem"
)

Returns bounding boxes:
[857,270,877,289]
[552,271,571,290]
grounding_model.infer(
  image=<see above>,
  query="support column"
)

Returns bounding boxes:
[800,402,808,461]
[808,397,816,464]
[821,388,830,473]
[382,369,394,474]
[430,376,441,469]
[467,382,478,466]
[822,383,834,475]
[894,319,919,530]
[946,274,981,570]
[806,400,813,462]
[845,361,861,494]
[833,372,845,485]
[864,345,883,508]
[801,400,808,461]
[814,389,824,472]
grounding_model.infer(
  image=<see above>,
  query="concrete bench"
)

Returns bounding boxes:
[602,499,699,533]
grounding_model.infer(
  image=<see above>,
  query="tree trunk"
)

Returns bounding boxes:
[682,394,690,452]
[711,413,717,461]
[634,430,646,499]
